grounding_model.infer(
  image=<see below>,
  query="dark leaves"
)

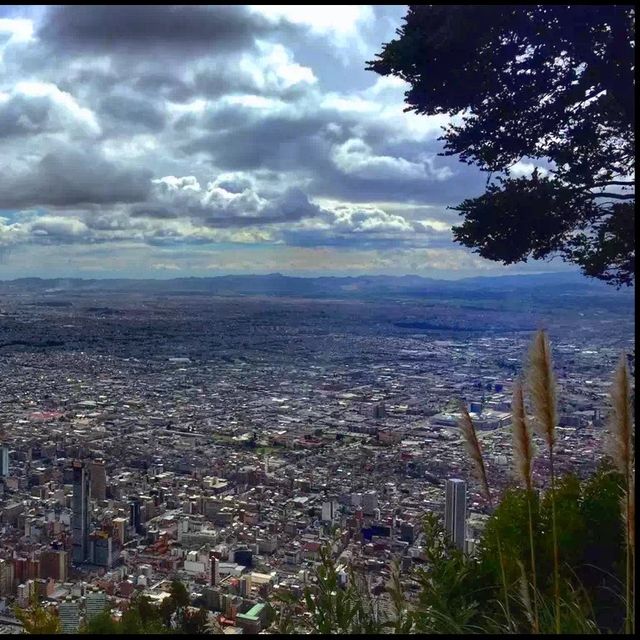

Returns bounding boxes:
[369,5,635,286]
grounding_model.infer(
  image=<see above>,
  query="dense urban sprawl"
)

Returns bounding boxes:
[0,289,633,633]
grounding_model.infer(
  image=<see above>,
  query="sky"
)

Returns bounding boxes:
[0,5,575,280]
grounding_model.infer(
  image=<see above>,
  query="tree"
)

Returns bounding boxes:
[412,512,483,634]
[368,6,635,286]
[81,610,119,634]
[120,594,169,635]
[13,595,61,635]
[475,468,627,633]
[169,579,190,610]
[181,607,209,635]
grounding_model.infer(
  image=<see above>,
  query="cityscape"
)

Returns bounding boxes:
[0,4,634,635]
[0,275,633,632]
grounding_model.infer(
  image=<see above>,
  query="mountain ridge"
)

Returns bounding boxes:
[0,272,631,300]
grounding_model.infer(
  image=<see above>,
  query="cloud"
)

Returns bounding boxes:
[279,201,452,250]
[0,81,100,138]
[129,175,322,228]
[98,92,167,131]
[0,145,153,208]
[250,5,375,58]
[332,138,430,180]
[28,215,89,240]
[0,5,571,279]
[510,160,550,178]
[37,5,282,55]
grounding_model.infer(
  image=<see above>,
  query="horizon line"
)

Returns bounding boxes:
[0,270,598,284]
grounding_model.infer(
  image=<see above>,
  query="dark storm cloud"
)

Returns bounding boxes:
[0,88,58,138]
[37,5,283,55]
[0,146,152,208]
[182,111,335,172]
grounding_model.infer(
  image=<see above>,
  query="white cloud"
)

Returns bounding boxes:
[332,139,428,181]
[250,5,374,55]
[0,17,34,43]
[253,41,316,89]
[510,160,549,178]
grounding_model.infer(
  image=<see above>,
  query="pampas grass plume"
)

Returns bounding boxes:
[457,400,491,506]
[527,330,557,450]
[607,354,633,478]
[512,378,536,491]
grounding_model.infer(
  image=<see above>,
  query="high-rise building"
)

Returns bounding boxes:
[85,590,107,622]
[59,599,80,634]
[112,517,128,544]
[400,522,415,544]
[371,401,386,419]
[239,574,252,598]
[129,497,142,535]
[362,491,378,516]
[40,550,68,582]
[209,552,219,587]
[72,461,91,564]
[0,446,9,477]
[0,559,14,597]
[16,581,34,608]
[321,500,338,522]
[89,460,107,502]
[444,478,467,551]
[89,533,115,568]
[233,548,253,568]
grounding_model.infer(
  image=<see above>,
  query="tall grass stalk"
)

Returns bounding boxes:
[458,401,512,628]
[512,378,539,633]
[527,329,560,634]
[608,355,635,634]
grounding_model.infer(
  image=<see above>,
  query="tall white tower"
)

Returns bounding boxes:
[444,478,467,551]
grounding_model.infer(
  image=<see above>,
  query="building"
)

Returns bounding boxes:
[444,478,467,551]
[59,599,80,634]
[362,491,377,516]
[239,574,252,598]
[129,497,142,535]
[371,401,386,419]
[16,581,35,608]
[72,461,91,564]
[321,499,338,522]
[0,446,9,477]
[39,550,68,582]
[400,522,415,544]
[233,548,252,568]
[209,552,219,587]
[85,590,107,622]
[236,603,266,634]
[112,517,128,545]
[89,533,117,568]
[89,460,107,502]
[0,559,14,597]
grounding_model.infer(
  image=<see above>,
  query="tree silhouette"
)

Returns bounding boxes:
[369,6,634,286]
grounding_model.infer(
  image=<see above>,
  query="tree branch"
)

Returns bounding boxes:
[591,180,635,188]
[590,192,635,200]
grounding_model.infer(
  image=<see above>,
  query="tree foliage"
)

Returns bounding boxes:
[13,595,61,635]
[369,5,635,286]
[475,467,626,633]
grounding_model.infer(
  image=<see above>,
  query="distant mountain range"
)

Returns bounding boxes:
[0,272,632,301]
